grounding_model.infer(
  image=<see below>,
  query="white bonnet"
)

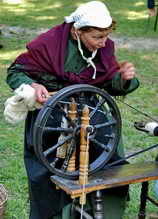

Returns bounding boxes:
[65,1,112,29]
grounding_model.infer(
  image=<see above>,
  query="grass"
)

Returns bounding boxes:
[0,0,158,218]
[0,0,158,37]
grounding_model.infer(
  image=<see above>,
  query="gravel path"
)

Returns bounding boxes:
[1,25,158,51]
[111,35,158,50]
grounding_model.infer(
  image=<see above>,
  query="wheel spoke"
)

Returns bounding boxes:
[56,103,77,127]
[90,138,110,152]
[94,119,116,129]
[104,134,114,139]
[89,98,106,119]
[43,135,72,157]
[50,158,59,168]
[58,106,71,121]
[43,126,73,134]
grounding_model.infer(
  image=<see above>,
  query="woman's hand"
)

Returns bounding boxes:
[119,61,136,80]
[31,82,49,104]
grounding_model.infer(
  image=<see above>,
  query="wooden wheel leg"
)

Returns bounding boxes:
[138,181,149,219]
[92,190,104,219]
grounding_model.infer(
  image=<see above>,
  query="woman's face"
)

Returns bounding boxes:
[78,28,111,52]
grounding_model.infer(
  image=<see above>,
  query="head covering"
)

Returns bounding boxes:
[65,1,112,29]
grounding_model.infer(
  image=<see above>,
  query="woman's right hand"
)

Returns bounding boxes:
[31,82,49,104]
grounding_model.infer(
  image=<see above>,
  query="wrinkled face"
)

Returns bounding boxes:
[77,28,111,52]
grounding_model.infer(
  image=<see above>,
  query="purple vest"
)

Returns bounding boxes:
[15,23,120,86]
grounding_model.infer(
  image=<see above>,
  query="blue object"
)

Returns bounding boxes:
[155,180,158,199]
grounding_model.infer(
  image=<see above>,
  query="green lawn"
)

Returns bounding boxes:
[0,0,158,218]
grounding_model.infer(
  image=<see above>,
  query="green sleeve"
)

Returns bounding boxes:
[103,72,139,96]
[7,64,64,91]
[7,64,35,90]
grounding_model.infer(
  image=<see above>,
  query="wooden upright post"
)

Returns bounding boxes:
[67,98,77,172]
[79,105,90,205]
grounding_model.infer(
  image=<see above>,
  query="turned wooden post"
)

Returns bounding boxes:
[79,105,90,205]
[92,190,104,219]
[67,98,77,172]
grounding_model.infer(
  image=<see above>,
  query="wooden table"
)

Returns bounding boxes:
[51,161,158,219]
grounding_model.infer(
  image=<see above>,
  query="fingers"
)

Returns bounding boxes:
[31,83,49,104]
[36,89,49,103]
[119,62,135,72]
[119,62,136,80]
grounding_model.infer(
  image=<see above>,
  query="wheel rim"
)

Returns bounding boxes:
[33,84,122,179]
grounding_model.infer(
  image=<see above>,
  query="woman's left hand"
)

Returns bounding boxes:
[119,61,136,80]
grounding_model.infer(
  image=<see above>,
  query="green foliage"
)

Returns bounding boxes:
[0,0,158,218]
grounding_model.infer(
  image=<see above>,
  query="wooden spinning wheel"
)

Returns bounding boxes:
[33,85,158,218]
[33,84,121,180]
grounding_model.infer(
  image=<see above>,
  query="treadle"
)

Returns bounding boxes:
[50,161,158,198]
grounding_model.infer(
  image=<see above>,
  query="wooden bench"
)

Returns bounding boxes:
[51,161,158,219]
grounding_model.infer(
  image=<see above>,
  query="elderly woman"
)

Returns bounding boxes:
[6,1,139,219]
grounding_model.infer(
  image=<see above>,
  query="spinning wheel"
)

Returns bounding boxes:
[33,85,158,218]
[33,84,121,180]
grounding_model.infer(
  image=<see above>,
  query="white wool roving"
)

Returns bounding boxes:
[4,84,42,124]
[145,122,158,135]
